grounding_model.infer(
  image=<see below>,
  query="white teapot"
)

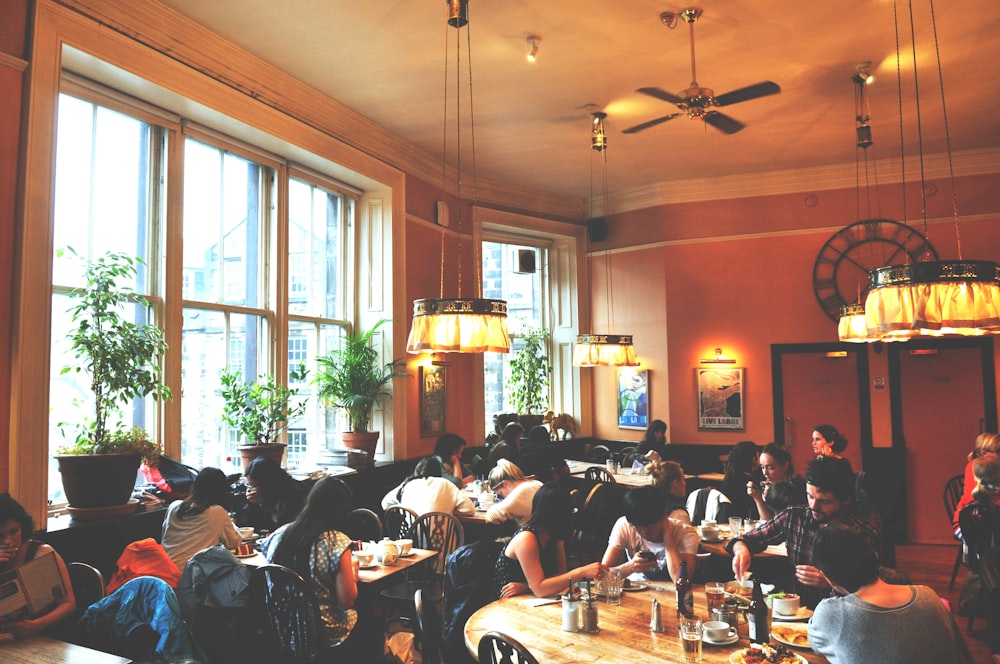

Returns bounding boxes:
[377,537,399,565]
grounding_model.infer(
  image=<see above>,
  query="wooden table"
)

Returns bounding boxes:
[464,584,827,663]
[567,461,654,488]
[237,548,438,585]
[0,634,131,663]
[698,527,788,559]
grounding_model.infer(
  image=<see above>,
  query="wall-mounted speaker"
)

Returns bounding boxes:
[587,217,607,242]
[516,249,536,274]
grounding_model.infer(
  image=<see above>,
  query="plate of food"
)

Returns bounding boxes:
[621,579,648,592]
[729,644,807,664]
[770,606,813,622]
[770,623,810,649]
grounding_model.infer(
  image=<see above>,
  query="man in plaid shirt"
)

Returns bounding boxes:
[727,455,882,608]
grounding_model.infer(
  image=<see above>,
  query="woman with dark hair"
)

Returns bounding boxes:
[434,432,474,488]
[485,421,524,472]
[161,467,242,569]
[238,456,308,533]
[720,441,760,520]
[266,477,359,648]
[808,523,963,663]
[517,425,568,483]
[812,424,849,459]
[492,483,605,599]
[953,432,1000,533]
[636,419,669,461]
[748,442,806,520]
[381,456,474,517]
[0,494,76,638]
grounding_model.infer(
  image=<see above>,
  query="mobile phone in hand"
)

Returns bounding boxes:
[638,551,656,561]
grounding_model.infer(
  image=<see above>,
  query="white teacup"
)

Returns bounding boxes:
[703,620,733,641]
[699,525,720,540]
[355,550,375,567]
[772,593,801,617]
[701,519,717,529]
[394,538,413,555]
[238,526,255,540]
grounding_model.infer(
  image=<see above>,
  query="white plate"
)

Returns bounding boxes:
[398,551,414,557]
[701,536,725,543]
[703,630,739,646]
[729,648,807,664]
[235,552,258,559]
[771,622,811,649]
[358,561,378,569]
[622,582,648,592]
[771,607,813,621]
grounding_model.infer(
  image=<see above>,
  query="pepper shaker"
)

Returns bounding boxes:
[650,597,664,633]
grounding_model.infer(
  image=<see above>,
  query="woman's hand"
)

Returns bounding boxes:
[746,480,762,500]
[0,543,16,565]
[6,618,43,639]
[245,484,262,505]
[499,581,529,599]
[576,562,608,580]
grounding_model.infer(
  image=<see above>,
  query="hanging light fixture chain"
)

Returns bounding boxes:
[439,18,450,300]
[466,4,484,297]
[602,147,615,334]
[892,0,909,235]
[905,0,930,240]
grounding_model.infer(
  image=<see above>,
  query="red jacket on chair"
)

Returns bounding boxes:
[107,537,182,594]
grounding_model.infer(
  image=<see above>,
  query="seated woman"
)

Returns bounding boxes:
[161,466,242,570]
[484,422,523,473]
[434,433,475,488]
[953,433,1000,534]
[648,460,691,523]
[808,523,963,664]
[812,424,851,462]
[719,440,760,520]
[267,477,359,649]
[492,483,605,599]
[235,456,308,534]
[748,443,806,520]
[381,456,474,517]
[636,419,669,461]
[0,494,75,639]
[485,460,542,526]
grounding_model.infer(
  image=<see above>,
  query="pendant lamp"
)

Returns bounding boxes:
[864,0,1000,339]
[406,0,510,354]
[573,112,639,367]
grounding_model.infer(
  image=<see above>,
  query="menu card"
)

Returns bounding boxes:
[0,552,67,625]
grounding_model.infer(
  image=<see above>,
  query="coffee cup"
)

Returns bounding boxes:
[355,550,374,567]
[701,519,717,528]
[238,526,255,540]
[772,593,800,617]
[699,525,720,540]
[703,620,733,641]
[394,538,413,555]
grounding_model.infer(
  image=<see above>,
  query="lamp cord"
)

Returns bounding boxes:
[892,0,909,244]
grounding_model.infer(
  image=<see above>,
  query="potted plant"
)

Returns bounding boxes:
[220,363,308,470]
[508,326,552,430]
[314,319,408,462]
[55,249,171,513]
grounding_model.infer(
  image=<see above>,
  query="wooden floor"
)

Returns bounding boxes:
[895,543,995,664]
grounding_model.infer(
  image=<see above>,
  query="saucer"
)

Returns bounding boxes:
[357,560,378,569]
[772,607,813,621]
[235,551,258,559]
[703,630,738,646]
[398,551,414,557]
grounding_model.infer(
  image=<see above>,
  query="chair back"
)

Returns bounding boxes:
[384,505,419,540]
[478,630,540,664]
[959,503,1000,573]
[587,444,611,463]
[348,507,384,541]
[944,474,965,517]
[68,561,106,614]
[584,466,616,484]
[408,511,465,576]
[414,588,442,664]
[249,564,331,660]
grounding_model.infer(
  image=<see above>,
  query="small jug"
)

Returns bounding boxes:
[377,537,399,565]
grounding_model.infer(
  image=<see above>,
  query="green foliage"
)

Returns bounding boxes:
[58,248,170,460]
[313,319,408,433]
[220,364,308,446]
[508,326,551,415]
[57,426,162,467]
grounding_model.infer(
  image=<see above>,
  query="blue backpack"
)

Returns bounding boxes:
[442,537,509,664]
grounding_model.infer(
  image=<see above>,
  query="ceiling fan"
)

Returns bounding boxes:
[623,8,780,135]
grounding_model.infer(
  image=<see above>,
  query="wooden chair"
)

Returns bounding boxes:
[584,466,616,484]
[68,561,107,614]
[384,505,419,540]
[381,512,465,620]
[587,444,611,463]
[248,564,339,662]
[414,588,442,664]
[944,473,965,590]
[958,502,1000,630]
[347,507,384,541]
[478,630,540,664]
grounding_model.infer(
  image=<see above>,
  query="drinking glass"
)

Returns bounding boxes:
[604,570,623,606]
[706,581,726,613]
[728,516,743,537]
[679,615,703,662]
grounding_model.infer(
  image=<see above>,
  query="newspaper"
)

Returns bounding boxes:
[0,551,67,625]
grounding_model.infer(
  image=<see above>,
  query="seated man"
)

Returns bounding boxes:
[808,523,964,663]
[601,485,699,581]
[728,455,883,608]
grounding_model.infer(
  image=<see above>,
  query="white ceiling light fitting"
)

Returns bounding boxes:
[526,35,540,62]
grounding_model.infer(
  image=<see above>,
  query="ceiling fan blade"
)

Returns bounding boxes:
[622,113,682,134]
[636,86,684,105]
[714,81,781,107]
[703,111,745,134]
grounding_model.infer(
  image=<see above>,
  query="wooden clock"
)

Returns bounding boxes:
[812,218,937,322]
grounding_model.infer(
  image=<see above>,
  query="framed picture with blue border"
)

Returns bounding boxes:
[617,368,649,430]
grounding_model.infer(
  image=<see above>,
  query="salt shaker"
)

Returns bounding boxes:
[582,580,599,633]
[650,597,664,633]
[562,577,580,632]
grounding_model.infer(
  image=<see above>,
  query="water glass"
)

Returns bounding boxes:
[706,581,726,613]
[679,615,703,662]
[604,570,623,606]
[728,516,743,537]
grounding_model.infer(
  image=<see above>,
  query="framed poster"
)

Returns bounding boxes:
[697,368,744,431]
[617,369,649,430]
[420,366,446,437]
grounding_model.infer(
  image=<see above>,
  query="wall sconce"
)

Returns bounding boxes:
[526,35,540,62]
[699,348,736,364]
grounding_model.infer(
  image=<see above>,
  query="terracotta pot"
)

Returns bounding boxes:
[238,443,287,471]
[340,431,380,462]
[56,452,142,508]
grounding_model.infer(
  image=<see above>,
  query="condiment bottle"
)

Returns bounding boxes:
[747,578,769,645]
[582,579,599,633]
[650,598,664,633]
[675,559,693,617]
[562,576,580,632]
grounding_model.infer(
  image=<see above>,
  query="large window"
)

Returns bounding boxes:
[48,89,355,503]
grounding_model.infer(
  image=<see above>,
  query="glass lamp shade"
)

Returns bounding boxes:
[572,334,639,367]
[865,260,1000,339]
[838,303,876,343]
[406,297,510,353]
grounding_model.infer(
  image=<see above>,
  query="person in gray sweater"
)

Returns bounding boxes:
[807,523,964,664]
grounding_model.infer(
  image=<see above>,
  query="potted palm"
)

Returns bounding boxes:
[508,326,552,431]
[220,363,308,470]
[55,249,171,514]
[314,319,408,462]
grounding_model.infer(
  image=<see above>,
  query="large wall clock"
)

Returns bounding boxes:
[812,219,937,322]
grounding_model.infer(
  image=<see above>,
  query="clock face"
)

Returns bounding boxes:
[812,219,937,322]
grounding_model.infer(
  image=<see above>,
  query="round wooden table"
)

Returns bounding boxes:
[464,584,828,663]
